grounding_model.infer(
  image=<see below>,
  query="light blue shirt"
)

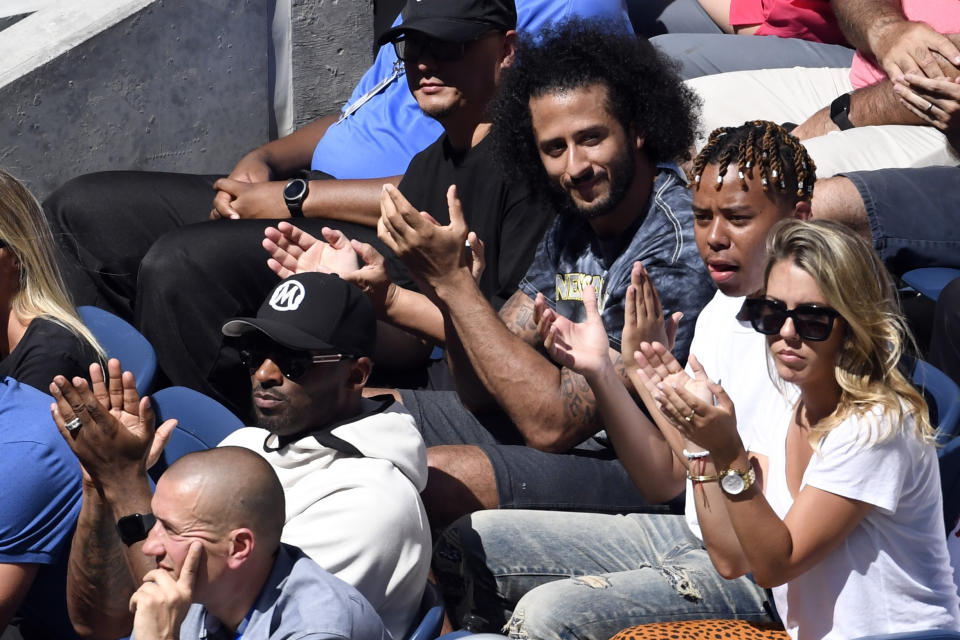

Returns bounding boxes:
[312,0,632,178]
[145,544,388,640]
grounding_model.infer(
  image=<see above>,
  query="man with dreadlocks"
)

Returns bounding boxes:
[434,120,815,639]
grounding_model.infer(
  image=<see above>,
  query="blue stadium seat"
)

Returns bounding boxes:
[78,305,157,395]
[407,582,445,640]
[902,268,960,302]
[912,359,960,445]
[147,386,244,481]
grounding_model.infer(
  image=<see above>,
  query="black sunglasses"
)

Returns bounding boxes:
[391,31,497,64]
[237,338,345,381]
[742,298,841,342]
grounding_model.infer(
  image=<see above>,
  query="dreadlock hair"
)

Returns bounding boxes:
[489,17,700,204]
[690,121,816,202]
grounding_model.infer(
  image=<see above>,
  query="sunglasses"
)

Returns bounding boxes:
[391,31,496,64]
[742,298,841,342]
[237,339,345,381]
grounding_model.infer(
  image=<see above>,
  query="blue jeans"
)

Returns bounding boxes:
[843,167,960,276]
[434,510,775,640]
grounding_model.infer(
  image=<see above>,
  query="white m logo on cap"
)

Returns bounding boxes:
[269,281,306,311]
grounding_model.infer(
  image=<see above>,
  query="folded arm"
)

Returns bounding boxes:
[211,113,401,225]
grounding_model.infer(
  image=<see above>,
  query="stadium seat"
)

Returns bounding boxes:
[939,436,960,534]
[147,386,244,481]
[407,582,445,640]
[902,268,960,302]
[78,305,157,395]
[912,359,960,445]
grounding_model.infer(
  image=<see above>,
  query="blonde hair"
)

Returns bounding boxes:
[764,219,934,447]
[0,170,105,361]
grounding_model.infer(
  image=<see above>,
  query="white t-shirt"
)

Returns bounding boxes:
[683,290,796,539]
[752,404,960,639]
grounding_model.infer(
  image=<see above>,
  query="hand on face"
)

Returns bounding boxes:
[534,285,610,378]
[50,359,176,487]
[377,184,471,295]
[129,541,202,640]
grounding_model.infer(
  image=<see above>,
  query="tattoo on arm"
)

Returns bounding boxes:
[499,291,539,342]
[560,368,599,432]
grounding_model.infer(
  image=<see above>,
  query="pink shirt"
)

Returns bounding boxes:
[849,0,960,88]
[729,0,847,44]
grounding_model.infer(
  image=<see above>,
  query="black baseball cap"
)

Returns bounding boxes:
[222,273,376,358]
[378,0,517,46]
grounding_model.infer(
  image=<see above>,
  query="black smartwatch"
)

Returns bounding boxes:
[116,513,157,546]
[829,92,855,131]
[283,178,309,218]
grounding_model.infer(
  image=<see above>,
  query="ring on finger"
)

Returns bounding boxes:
[925,101,934,113]
[65,417,82,433]
[684,410,696,423]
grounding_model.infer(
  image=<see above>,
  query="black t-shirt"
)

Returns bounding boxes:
[0,317,101,390]
[396,133,554,308]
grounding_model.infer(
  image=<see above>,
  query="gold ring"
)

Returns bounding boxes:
[684,411,695,423]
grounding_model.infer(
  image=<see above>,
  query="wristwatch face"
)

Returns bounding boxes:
[117,513,157,546]
[284,178,308,201]
[720,471,746,495]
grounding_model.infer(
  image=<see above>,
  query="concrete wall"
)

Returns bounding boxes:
[290,0,375,131]
[0,0,378,202]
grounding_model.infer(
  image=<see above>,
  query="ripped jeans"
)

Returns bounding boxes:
[433,510,775,640]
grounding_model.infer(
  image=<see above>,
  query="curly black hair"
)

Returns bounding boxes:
[490,18,700,203]
[691,121,816,202]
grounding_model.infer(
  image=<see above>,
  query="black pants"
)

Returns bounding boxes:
[44,171,220,320]
[44,171,407,419]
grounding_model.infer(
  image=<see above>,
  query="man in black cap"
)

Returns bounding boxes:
[51,273,431,640]
[124,0,558,420]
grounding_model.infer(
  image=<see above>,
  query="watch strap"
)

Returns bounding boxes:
[829,92,855,131]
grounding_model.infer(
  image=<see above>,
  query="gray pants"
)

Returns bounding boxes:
[629,0,855,80]
[653,32,855,80]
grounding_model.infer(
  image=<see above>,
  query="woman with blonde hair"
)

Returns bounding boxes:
[629,218,960,638]
[0,169,103,388]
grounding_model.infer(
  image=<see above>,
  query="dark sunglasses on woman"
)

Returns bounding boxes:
[742,298,841,342]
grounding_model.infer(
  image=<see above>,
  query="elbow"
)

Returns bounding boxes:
[71,619,133,640]
[639,479,685,507]
[522,428,571,453]
[715,561,749,581]
[749,567,790,589]
[706,551,752,582]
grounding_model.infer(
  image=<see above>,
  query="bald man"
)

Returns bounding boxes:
[125,447,386,640]
[47,361,388,640]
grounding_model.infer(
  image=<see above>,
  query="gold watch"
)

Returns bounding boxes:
[719,466,756,496]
